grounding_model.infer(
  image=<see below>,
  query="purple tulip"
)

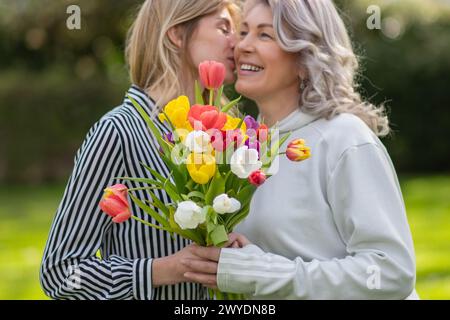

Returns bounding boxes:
[244,115,259,131]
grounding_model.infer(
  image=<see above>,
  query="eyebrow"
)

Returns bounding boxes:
[216,17,232,25]
[241,22,274,29]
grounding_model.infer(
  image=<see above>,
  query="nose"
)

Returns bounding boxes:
[236,34,254,54]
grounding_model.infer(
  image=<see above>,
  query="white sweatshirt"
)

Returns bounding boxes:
[217,110,418,300]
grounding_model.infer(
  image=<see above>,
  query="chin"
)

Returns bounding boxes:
[235,81,257,100]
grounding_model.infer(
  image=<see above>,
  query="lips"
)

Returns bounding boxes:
[227,57,236,70]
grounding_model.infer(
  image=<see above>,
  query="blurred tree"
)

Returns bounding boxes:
[0,0,449,184]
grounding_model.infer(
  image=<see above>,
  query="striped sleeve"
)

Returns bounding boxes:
[39,118,154,300]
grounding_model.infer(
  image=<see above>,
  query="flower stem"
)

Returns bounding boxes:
[209,89,214,106]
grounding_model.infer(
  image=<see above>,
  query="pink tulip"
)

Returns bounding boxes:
[99,184,132,223]
[199,61,226,90]
[248,170,266,187]
[257,124,269,143]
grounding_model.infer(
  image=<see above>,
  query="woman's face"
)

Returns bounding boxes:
[188,7,237,84]
[234,3,300,101]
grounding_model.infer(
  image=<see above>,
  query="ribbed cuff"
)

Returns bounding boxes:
[133,258,154,300]
[217,244,264,294]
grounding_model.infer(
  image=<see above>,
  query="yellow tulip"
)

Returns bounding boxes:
[222,115,248,145]
[222,115,247,132]
[158,96,193,131]
[186,153,216,185]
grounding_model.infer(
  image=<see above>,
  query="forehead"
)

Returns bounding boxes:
[242,2,272,25]
[201,6,234,25]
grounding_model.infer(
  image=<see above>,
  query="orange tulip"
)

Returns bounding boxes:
[188,104,227,131]
[99,184,132,223]
[199,60,226,90]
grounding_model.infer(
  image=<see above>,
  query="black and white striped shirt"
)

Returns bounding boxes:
[40,85,209,300]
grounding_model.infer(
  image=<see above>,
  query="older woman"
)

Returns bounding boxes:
[183,0,418,300]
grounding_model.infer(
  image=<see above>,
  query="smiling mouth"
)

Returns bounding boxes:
[240,63,264,72]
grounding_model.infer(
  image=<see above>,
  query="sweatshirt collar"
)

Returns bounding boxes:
[259,108,320,134]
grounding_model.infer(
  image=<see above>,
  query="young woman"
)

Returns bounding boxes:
[40,0,239,300]
[182,0,419,299]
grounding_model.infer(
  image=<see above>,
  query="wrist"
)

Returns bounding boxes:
[152,255,177,287]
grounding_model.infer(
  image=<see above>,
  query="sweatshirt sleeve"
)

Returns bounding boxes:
[217,143,416,299]
[39,119,154,300]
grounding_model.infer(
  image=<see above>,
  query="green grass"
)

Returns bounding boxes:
[0,175,449,300]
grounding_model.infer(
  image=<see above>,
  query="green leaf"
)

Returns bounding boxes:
[210,225,229,247]
[186,191,205,201]
[205,171,226,205]
[225,199,252,231]
[236,183,257,208]
[221,96,241,113]
[161,110,175,131]
[148,190,170,218]
[140,162,183,201]
[195,80,205,105]
[128,94,171,155]
[270,132,292,160]
[131,216,172,232]
[119,177,164,188]
[129,193,171,229]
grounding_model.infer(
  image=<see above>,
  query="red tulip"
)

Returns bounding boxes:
[248,170,267,187]
[99,184,132,223]
[188,104,227,131]
[199,61,226,90]
[286,139,311,162]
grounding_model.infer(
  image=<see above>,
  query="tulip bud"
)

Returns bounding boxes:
[257,124,269,143]
[199,61,226,90]
[174,201,205,230]
[286,139,311,162]
[213,194,241,214]
[248,170,266,187]
[99,184,132,223]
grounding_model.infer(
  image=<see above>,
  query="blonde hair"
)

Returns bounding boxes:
[126,0,240,110]
[258,0,390,136]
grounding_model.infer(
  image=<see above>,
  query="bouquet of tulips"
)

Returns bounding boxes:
[99,60,311,298]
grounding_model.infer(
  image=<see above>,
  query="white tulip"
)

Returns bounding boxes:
[230,146,262,179]
[174,201,205,230]
[184,130,210,153]
[213,194,241,214]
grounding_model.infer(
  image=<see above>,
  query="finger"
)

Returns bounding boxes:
[191,245,221,262]
[184,272,217,287]
[224,232,241,247]
[181,259,218,274]
[231,241,241,248]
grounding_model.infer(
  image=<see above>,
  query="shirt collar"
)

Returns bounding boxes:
[124,85,171,133]
[124,84,157,115]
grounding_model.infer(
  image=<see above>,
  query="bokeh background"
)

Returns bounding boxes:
[0,0,449,299]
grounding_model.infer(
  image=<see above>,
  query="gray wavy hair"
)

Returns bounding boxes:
[258,0,390,136]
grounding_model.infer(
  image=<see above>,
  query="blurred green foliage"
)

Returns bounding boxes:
[1,175,449,299]
[0,0,449,184]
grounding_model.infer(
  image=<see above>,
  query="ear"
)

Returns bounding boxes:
[167,26,184,48]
